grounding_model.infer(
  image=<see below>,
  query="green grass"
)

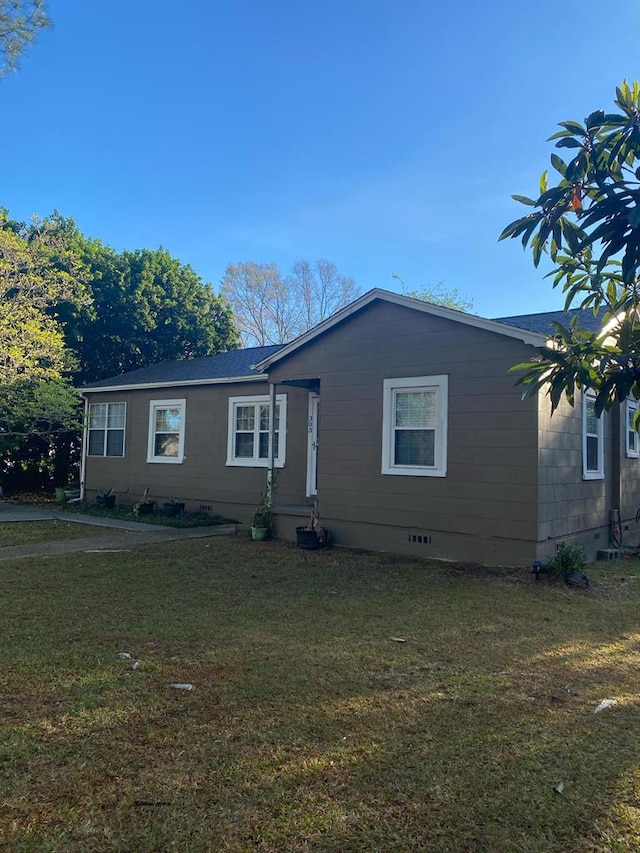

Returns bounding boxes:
[0,539,639,852]
[0,520,119,547]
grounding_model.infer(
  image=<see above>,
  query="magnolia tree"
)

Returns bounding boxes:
[500,80,640,419]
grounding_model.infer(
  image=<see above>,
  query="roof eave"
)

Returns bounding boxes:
[79,373,268,395]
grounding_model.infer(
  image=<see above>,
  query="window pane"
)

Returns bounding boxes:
[258,403,280,430]
[395,391,436,428]
[259,432,269,458]
[88,429,105,455]
[586,398,599,435]
[89,404,106,430]
[258,430,279,459]
[235,433,254,458]
[106,430,124,457]
[155,433,179,457]
[394,429,435,466]
[628,404,638,453]
[156,407,182,432]
[107,403,125,429]
[586,435,599,472]
[235,405,254,431]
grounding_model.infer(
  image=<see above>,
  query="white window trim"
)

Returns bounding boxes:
[226,394,287,468]
[582,390,604,480]
[87,401,127,458]
[381,375,448,477]
[626,399,640,458]
[147,398,186,464]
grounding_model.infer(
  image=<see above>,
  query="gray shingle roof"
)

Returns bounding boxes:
[493,308,603,335]
[82,345,283,390]
[82,303,608,392]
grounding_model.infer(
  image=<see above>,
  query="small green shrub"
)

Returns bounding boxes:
[545,543,587,580]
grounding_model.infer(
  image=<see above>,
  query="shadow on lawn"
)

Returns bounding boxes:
[1,542,639,852]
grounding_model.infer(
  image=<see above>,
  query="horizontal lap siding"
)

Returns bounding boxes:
[620,423,640,538]
[269,300,540,561]
[537,394,613,556]
[83,381,309,520]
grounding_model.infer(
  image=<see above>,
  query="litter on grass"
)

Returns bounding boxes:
[118,652,133,659]
[554,783,565,795]
[170,683,196,691]
[131,661,140,670]
[390,637,407,643]
[594,698,618,714]
[85,549,131,553]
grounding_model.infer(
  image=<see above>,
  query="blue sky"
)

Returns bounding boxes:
[2,0,639,318]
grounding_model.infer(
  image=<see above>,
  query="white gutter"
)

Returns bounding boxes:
[78,373,268,395]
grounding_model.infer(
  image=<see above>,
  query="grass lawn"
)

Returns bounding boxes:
[0,538,639,852]
[0,520,120,547]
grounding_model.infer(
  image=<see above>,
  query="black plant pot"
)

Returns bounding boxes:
[296,526,328,550]
[163,502,185,517]
[96,494,116,509]
[137,501,156,515]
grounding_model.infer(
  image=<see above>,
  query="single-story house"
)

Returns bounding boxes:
[79,288,640,565]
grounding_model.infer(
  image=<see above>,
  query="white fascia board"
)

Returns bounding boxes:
[78,373,267,395]
[253,288,547,371]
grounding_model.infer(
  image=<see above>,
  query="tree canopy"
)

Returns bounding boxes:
[392,274,474,312]
[0,0,50,78]
[222,259,359,346]
[57,228,239,384]
[0,212,85,439]
[0,210,239,488]
[500,80,640,417]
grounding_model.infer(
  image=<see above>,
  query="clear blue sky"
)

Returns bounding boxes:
[2,0,639,318]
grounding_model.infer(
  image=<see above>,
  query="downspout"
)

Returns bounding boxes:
[609,402,622,546]
[79,394,89,502]
[612,403,622,513]
[267,382,277,507]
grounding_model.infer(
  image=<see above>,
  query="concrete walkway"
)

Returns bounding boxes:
[0,502,238,561]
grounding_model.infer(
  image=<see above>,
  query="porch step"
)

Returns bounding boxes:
[273,503,315,517]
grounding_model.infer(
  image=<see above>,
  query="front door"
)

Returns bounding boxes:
[306,393,319,497]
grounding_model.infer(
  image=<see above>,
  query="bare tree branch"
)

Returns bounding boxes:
[222,259,360,346]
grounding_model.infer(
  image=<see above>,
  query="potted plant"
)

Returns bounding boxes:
[251,492,273,541]
[296,510,328,550]
[163,497,185,517]
[55,486,68,505]
[96,488,116,509]
[133,488,156,515]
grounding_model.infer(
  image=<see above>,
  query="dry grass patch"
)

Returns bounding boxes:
[0,539,639,851]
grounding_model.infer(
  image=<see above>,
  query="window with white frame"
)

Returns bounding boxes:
[88,402,126,457]
[147,399,186,463]
[381,375,448,476]
[626,399,640,458]
[227,395,287,467]
[582,390,604,479]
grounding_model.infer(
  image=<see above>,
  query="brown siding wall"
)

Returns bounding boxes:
[619,407,640,546]
[83,380,309,524]
[537,393,615,561]
[269,301,540,564]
